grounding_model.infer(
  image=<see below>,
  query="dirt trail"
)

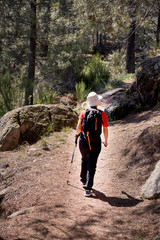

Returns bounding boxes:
[1,88,160,239]
[1,119,159,240]
[61,123,158,240]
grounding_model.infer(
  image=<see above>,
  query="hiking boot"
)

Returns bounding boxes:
[82,182,86,188]
[85,189,92,197]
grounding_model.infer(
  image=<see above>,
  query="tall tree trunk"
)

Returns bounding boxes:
[25,0,36,105]
[100,33,102,46]
[156,8,160,47]
[96,31,99,45]
[104,34,107,45]
[126,0,136,73]
[59,0,66,16]
[40,1,51,57]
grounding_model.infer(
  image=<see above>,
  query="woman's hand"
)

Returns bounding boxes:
[103,127,108,148]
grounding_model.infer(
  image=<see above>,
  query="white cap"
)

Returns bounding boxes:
[87,92,103,107]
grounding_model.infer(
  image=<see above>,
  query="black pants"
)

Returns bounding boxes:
[79,133,101,190]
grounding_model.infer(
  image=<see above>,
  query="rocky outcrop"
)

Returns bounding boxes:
[141,160,160,199]
[104,56,160,120]
[104,97,138,121]
[103,88,140,121]
[0,104,78,151]
[136,56,160,106]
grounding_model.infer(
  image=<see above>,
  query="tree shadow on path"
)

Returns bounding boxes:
[92,190,143,207]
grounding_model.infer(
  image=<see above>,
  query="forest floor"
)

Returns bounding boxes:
[0,82,160,240]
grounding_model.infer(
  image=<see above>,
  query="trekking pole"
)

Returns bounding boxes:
[66,133,80,185]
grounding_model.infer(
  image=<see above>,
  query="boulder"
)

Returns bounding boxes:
[127,80,137,94]
[0,104,78,151]
[141,160,160,199]
[104,97,138,121]
[104,102,124,121]
[136,56,160,106]
[103,84,141,121]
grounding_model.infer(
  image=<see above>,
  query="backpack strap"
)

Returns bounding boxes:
[87,131,91,150]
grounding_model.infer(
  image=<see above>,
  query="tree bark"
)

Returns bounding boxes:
[126,0,136,73]
[25,0,36,105]
[96,31,99,45]
[156,8,160,47]
[40,1,51,57]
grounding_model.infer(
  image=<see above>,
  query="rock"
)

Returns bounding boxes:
[0,173,4,183]
[104,102,122,120]
[141,160,160,199]
[154,234,160,240]
[104,97,138,121]
[8,206,35,218]
[52,95,60,104]
[102,88,124,98]
[60,94,77,106]
[136,56,160,106]
[105,56,160,121]
[0,162,9,169]
[0,104,78,151]
[0,189,8,199]
[127,81,137,94]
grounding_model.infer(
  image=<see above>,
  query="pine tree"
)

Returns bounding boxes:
[156,7,160,47]
[25,0,37,105]
[126,0,136,73]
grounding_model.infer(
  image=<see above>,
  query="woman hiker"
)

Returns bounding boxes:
[75,92,108,197]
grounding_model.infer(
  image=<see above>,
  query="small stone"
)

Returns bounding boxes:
[0,173,4,183]
[8,207,35,218]
[0,162,9,169]
[29,148,37,151]
[0,189,8,199]
[154,234,160,240]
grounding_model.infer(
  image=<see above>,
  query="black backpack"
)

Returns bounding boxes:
[82,108,102,143]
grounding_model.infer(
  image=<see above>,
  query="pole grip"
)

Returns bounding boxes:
[75,133,80,145]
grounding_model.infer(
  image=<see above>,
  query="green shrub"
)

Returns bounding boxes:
[75,80,89,102]
[105,79,124,90]
[80,54,110,91]
[0,72,24,116]
[40,137,49,150]
[34,83,56,104]
[105,73,135,90]
[115,73,135,82]
[61,127,72,133]
[106,49,126,79]
[46,122,56,134]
